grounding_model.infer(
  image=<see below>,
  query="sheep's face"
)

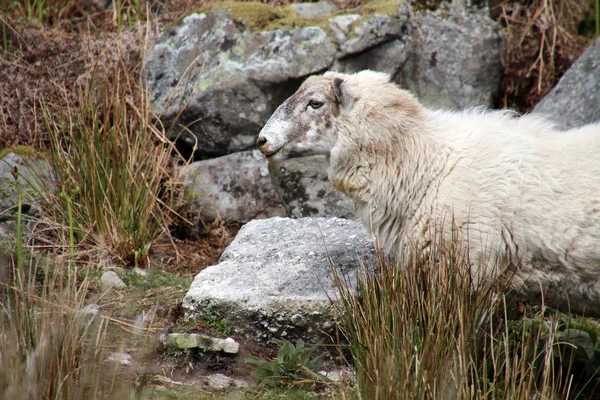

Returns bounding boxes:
[257,76,345,162]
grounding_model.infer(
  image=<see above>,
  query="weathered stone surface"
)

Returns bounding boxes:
[146,2,502,157]
[533,37,600,130]
[331,11,409,58]
[166,333,240,354]
[146,11,337,156]
[399,7,502,109]
[182,217,375,344]
[334,39,410,77]
[107,352,132,366]
[268,155,356,219]
[101,271,126,290]
[181,150,286,223]
[291,2,337,19]
[204,373,248,389]
[0,152,52,237]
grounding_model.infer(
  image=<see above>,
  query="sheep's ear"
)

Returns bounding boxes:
[333,77,354,114]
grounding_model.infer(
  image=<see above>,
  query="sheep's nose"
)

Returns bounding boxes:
[257,136,267,148]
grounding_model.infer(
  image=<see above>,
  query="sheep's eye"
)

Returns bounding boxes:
[308,100,324,109]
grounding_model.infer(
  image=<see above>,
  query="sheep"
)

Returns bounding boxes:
[256,70,600,316]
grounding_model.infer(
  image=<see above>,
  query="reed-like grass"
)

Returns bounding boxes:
[41,50,178,266]
[0,199,134,400]
[334,232,587,400]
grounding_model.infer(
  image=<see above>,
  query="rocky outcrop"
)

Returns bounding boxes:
[397,7,502,110]
[181,150,286,223]
[146,7,337,157]
[0,151,52,238]
[182,217,375,344]
[146,1,502,158]
[533,37,600,130]
[268,155,356,219]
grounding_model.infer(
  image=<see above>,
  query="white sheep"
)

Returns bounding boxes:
[257,70,600,316]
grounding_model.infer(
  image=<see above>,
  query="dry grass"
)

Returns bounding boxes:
[38,33,184,266]
[334,230,596,400]
[496,0,594,111]
[0,241,136,399]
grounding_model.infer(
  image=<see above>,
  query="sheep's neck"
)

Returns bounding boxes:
[330,117,450,250]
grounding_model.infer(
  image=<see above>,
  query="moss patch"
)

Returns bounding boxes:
[0,145,45,160]
[206,2,295,31]
[205,1,342,32]
[175,1,355,33]
[360,0,405,17]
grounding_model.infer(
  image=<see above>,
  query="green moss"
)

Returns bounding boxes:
[205,1,294,31]
[360,0,405,17]
[0,145,45,160]
[168,1,352,34]
[163,0,406,41]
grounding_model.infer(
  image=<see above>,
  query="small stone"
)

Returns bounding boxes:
[133,267,148,277]
[166,333,240,354]
[291,313,306,327]
[167,333,200,349]
[101,271,126,290]
[205,373,233,389]
[107,352,132,366]
[222,337,240,354]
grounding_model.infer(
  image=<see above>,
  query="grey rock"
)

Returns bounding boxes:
[533,37,600,130]
[0,152,52,237]
[146,11,336,156]
[399,7,502,109]
[334,39,410,77]
[204,373,248,389]
[181,150,286,223]
[318,367,356,383]
[146,3,501,158]
[268,155,356,218]
[0,221,16,239]
[332,11,409,58]
[166,333,240,354]
[182,217,375,344]
[101,271,126,290]
[107,352,132,366]
[291,2,337,19]
[560,329,595,361]
[133,267,148,277]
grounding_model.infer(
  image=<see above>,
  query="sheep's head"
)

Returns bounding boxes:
[257,72,356,162]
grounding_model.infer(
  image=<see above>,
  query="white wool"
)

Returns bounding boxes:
[258,70,600,315]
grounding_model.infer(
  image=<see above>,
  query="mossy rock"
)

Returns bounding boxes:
[168,0,405,33]
[360,0,406,17]
[0,145,45,161]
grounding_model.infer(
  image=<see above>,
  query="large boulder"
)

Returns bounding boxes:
[146,1,502,157]
[268,155,356,219]
[181,150,286,223]
[533,37,600,130]
[146,4,337,157]
[182,217,376,344]
[398,7,502,110]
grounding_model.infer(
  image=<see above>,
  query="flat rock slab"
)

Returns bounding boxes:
[183,217,375,344]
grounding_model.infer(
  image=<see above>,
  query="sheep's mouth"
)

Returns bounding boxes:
[264,147,284,159]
